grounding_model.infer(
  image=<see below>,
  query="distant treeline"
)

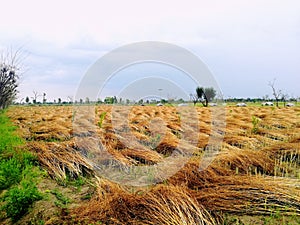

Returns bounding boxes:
[13,96,299,106]
[224,97,298,103]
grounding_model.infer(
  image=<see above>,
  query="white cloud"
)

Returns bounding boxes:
[1,0,299,100]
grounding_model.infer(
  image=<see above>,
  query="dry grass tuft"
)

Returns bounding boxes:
[27,141,93,180]
[69,179,217,225]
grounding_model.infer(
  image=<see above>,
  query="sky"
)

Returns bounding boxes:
[0,0,299,102]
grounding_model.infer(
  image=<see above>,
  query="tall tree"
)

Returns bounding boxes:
[104,96,113,104]
[113,96,118,104]
[204,87,216,103]
[0,49,22,109]
[67,96,73,104]
[190,93,198,106]
[281,93,289,107]
[43,93,47,104]
[195,86,216,107]
[268,79,282,107]
[31,90,41,104]
[25,96,29,104]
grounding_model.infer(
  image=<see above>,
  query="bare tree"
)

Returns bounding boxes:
[42,93,47,104]
[0,49,22,109]
[31,90,41,104]
[281,93,289,107]
[262,95,269,101]
[25,96,30,104]
[67,96,73,104]
[190,94,198,106]
[268,79,282,107]
[19,97,24,104]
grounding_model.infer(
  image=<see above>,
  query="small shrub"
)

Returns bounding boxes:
[0,158,22,190]
[0,114,23,154]
[70,176,85,189]
[0,153,38,190]
[98,112,107,128]
[18,151,38,166]
[2,178,43,222]
[251,116,261,134]
[0,111,42,222]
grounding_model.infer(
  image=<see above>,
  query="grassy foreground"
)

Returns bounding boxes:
[0,110,96,225]
[0,110,42,222]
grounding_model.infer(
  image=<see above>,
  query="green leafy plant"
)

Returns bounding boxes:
[98,112,107,128]
[0,111,43,222]
[251,116,261,134]
[0,152,38,190]
[50,189,70,207]
[0,158,22,190]
[2,178,43,222]
[0,112,23,154]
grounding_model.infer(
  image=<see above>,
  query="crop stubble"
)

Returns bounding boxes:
[7,105,300,224]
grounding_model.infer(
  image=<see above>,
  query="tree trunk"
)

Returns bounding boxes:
[203,96,208,107]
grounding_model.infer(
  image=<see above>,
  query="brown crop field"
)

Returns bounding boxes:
[5,105,300,224]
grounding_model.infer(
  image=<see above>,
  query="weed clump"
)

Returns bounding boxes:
[2,178,43,221]
[0,110,42,222]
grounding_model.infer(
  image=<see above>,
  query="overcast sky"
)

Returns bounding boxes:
[0,0,299,102]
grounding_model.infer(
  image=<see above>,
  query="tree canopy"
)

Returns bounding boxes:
[194,86,216,107]
[0,51,21,109]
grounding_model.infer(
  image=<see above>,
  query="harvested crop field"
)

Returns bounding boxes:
[6,105,300,224]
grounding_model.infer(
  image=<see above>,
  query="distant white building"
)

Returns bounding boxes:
[178,103,188,107]
[262,102,274,106]
[286,103,295,107]
[236,103,247,107]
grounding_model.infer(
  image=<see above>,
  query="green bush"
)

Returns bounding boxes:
[0,158,22,190]
[15,151,38,167]
[98,111,107,128]
[0,110,43,222]
[0,153,38,190]
[2,178,43,221]
[251,116,261,134]
[0,111,23,154]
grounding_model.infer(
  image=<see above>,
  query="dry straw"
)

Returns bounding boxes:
[7,105,300,224]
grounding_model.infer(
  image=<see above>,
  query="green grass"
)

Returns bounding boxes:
[251,116,261,134]
[98,111,107,128]
[0,110,43,222]
[50,189,70,208]
[0,111,23,155]
[223,213,300,225]
[2,177,43,221]
[0,157,22,190]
